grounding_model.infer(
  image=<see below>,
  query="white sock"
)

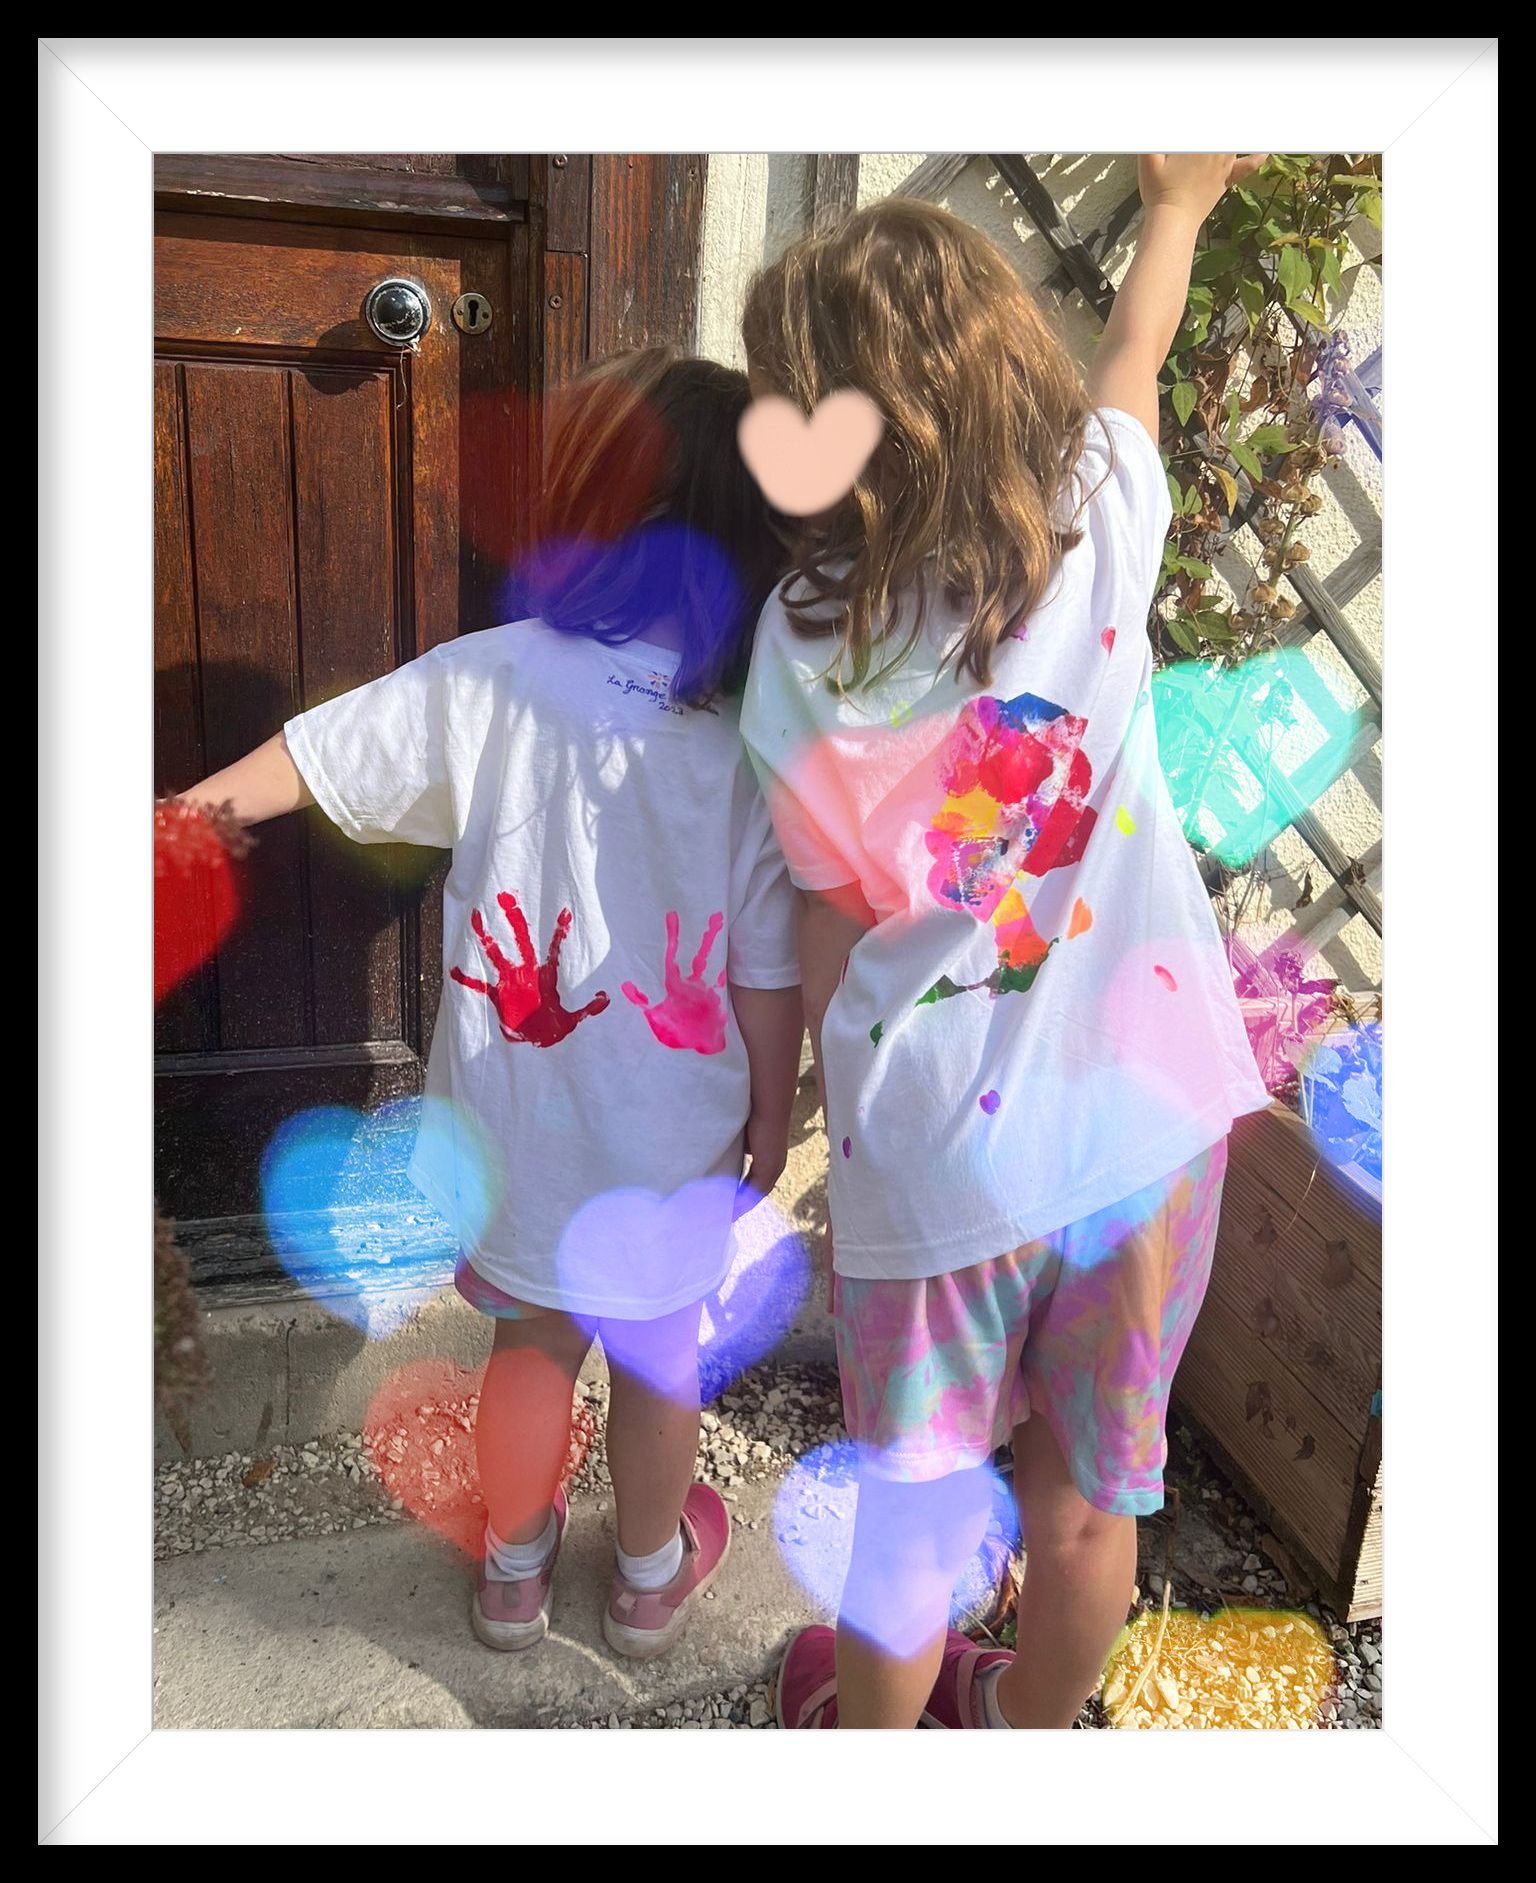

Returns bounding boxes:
[616,1527,685,1591]
[975,1661,1013,1729]
[484,1509,557,1583]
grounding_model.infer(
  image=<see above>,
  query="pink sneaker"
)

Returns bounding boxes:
[470,1486,568,1652]
[919,1627,1014,1728]
[774,1625,839,1728]
[602,1484,731,1660]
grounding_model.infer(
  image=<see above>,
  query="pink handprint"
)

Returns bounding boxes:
[451,890,609,1048]
[622,911,729,1055]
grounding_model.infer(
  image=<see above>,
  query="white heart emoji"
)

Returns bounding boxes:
[738,390,884,516]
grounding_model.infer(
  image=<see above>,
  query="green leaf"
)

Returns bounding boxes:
[1357,191,1382,230]
[1276,246,1311,302]
[1246,423,1298,458]
[1197,609,1237,640]
[1171,380,1198,427]
[1237,276,1268,329]
[1191,242,1243,282]
[1182,482,1204,516]
[1320,249,1344,297]
[1167,613,1202,656]
[1287,299,1331,330]
[1185,283,1215,314]
[1160,539,1182,576]
[1166,471,1184,510]
[1230,440,1263,483]
[1179,557,1214,580]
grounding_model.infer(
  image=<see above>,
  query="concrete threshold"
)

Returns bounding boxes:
[154,1475,822,1729]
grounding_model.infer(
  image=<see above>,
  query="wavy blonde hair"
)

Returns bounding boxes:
[741,198,1094,688]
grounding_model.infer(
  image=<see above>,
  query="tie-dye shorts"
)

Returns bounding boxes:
[832,1139,1228,1517]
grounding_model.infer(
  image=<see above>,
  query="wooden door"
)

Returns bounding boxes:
[153,170,529,1242]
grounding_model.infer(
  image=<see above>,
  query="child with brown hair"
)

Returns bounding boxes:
[740,157,1271,1727]
[180,347,802,1660]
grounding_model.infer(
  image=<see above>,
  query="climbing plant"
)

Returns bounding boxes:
[1153,153,1383,664]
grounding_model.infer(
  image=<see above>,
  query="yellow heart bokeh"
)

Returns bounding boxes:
[1102,1602,1336,1729]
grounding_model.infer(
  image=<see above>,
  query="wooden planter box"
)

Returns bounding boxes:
[1173,1101,1382,1620]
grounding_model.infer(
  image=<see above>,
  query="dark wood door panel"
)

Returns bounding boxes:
[154,202,528,1235]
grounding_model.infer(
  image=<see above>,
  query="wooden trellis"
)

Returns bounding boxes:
[885,153,1384,951]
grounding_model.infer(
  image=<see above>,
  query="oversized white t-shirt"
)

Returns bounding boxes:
[285,621,799,1316]
[741,408,1268,1282]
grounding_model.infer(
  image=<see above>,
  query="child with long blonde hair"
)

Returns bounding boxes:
[741,157,1270,1728]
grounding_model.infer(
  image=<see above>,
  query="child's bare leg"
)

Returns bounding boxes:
[836,1465,994,1728]
[996,1412,1137,1727]
[476,1310,592,1544]
[601,1301,704,1557]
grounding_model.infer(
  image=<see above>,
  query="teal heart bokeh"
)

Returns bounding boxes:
[1152,650,1367,869]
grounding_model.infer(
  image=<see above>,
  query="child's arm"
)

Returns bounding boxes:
[1089,154,1267,437]
[730,984,805,1203]
[797,885,876,1115]
[177,732,314,826]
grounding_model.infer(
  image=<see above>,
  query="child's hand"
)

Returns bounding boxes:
[1138,153,1268,221]
[736,1111,789,1215]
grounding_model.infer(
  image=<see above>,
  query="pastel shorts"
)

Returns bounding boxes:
[832,1139,1228,1517]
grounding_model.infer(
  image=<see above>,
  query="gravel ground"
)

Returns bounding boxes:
[154,1372,1380,1730]
[153,1359,845,1561]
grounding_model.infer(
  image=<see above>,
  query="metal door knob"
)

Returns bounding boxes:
[364,278,432,346]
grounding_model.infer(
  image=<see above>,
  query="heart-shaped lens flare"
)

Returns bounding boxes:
[558,1177,812,1404]
[259,1096,501,1338]
[1299,1021,1382,1191]
[1152,650,1366,869]
[154,799,243,1002]
[773,1443,1018,1657]
[363,1357,596,1558]
[1101,1603,1337,1729]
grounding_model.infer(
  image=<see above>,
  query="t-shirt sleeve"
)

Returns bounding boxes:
[283,645,457,848]
[740,632,860,895]
[726,777,801,990]
[1076,407,1175,608]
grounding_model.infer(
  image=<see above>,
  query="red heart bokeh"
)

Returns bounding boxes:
[364,1356,596,1556]
[154,800,244,1003]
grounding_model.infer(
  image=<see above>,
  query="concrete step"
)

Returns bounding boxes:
[154,1475,821,1729]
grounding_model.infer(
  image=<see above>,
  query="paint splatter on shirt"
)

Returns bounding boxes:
[742,408,1268,1281]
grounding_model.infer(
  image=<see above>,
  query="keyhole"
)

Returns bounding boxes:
[452,291,493,335]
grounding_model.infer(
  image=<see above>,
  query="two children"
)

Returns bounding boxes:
[182,152,1268,1721]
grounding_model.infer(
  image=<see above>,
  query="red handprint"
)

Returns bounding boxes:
[621,911,729,1055]
[451,891,609,1048]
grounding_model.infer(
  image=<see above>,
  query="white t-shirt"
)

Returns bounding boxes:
[741,408,1268,1282]
[285,621,799,1317]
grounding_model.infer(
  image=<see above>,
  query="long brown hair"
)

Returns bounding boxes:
[522,347,782,707]
[741,198,1093,689]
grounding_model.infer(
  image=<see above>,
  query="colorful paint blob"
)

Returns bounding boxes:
[841,1136,852,1159]
[1101,627,1116,654]
[924,690,1096,994]
[1068,897,1094,940]
[1115,805,1137,836]
[979,1090,1001,1115]
[1154,965,1179,992]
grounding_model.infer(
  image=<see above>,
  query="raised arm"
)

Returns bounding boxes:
[1089,154,1267,439]
[176,730,314,827]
